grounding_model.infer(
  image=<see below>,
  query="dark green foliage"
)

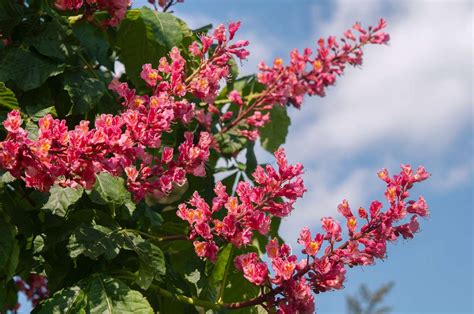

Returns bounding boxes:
[0,2,292,312]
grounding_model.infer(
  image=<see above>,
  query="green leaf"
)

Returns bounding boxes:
[35,275,154,314]
[25,20,69,60]
[42,185,84,217]
[0,82,19,110]
[34,285,87,314]
[72,21,112,68]
[137,242,165,289]
[26,105,57,122]
[0,215,19,278]
[86,275,153,314]
[120,232,166,289]
[209,244,233,286]
[260,105,291,153]
[245,141,257,177]
[116,8,183,87]
[0,1,24,36]
[0,279,19,313]
[192,24,213,35]
[91,172,133,208]
[25,119,39,140]
[63,71,107,114]
[139,8,183,49]
[0,48,64,91]
[67,224,122,260]
[215,130,248,157]
[1,171,16,183]
[221,171,239,195]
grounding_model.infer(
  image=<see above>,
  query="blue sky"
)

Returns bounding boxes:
[163,0,473,313]
[18,1,473,313]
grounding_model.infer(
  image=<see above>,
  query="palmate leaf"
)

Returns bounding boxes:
[139,8,183,49]
[34,275,153,314]
[33,285,87,314]
[87,275,153,314]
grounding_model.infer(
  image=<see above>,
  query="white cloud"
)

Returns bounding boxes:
[286,0,472,161]
[429,161,474,191]
[277,0,473,243]
[280,167,375,245]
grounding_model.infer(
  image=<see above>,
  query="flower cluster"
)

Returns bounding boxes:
[231,165,430,313]
[177,148,306,261]
[216,19,390,142]
[258,18,390,108]
[0,77,211,200]
[0,22,254,200]
[54,0,130,27]
[114,22,250,133]
[188,21,249,103]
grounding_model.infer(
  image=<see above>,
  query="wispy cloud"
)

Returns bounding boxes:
[287,0,472,161]
[278,0,473,244]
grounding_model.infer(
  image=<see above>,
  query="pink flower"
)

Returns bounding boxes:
[54,0,83,10]
[228,21,241,40]
[337,199,353,218]
[3,110,22,133]
[241,261,268,285]
[321,217,342,241]
[298,227,323,256]
[193,241,218,262]
[407,196,429,217]
[234,252,259,271]
[228,90,243,106]
[272,255,297,283]
[140,64,161,87]
[266,238,280,259]
[188,41,202,57]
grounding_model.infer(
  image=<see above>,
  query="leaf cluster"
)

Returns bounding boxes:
[0,2,293,312]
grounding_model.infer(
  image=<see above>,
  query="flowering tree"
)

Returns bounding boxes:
[0,1,430,313]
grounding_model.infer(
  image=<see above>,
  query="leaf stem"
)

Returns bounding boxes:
[217,245,233,303]
[121,229,187,242]
[76,51,99,80]
[151,284,223,310]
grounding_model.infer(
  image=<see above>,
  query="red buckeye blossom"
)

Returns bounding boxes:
[258,18,390,108]
[177,148,306,258]
[0,15,432,313]
[0,44,219,201]
[229,165,430,312]
[215,19,391,145]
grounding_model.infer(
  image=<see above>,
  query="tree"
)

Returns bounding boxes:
[347,282,394,314]
[0,0,430,312]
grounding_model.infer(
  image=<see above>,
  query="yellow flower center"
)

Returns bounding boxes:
[314,60,322,70]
